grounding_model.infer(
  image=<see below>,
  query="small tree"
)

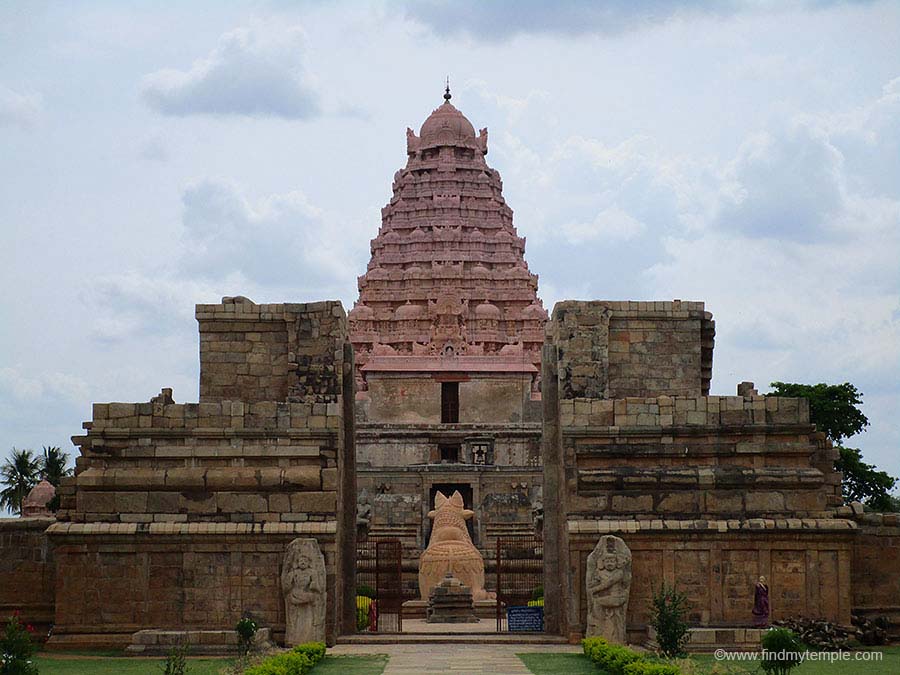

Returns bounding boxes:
[768,382,897,511]
[760,627,804,675]
[159,640,190,675]
[0,449,40,515]
[649,584,690,658]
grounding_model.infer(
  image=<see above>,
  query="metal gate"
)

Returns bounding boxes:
[495,535,543,632]
[356,537,403,632]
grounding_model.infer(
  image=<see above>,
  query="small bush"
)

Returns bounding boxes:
[531,585,544,601]
[0,612,38,675]
[649,585,690,658]
[356,585,376,599]
[236,616,259,656]
[582,637,644,675]
[292,642,326,662]
[242,641,326,675]
[760,628,804,675]
[159,641,189,675]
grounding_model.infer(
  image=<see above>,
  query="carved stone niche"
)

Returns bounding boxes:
[586,535,632,644]
[281,538,326,646]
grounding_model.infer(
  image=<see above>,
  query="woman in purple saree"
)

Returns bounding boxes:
[752,575,770,627]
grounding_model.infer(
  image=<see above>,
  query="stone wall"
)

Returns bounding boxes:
[363,374,536,425]
[47,525,334,649]
[0,518,55,634]
[561,395,840,520]
[58,399,342,525]
[568,526,854,641]
[549,301,715,399]
[541,301,853,641]
[850,512,900,639]
[46,298,356,648]
[198,298,347,404]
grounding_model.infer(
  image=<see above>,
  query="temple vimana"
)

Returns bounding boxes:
[2,89,898,649]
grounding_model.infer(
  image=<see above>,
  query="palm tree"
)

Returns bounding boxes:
[1,448,41,515]
[40,445,72,487]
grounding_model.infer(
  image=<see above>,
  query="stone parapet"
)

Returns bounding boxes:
[548,300,715,399]
[46,521,336,535]
[560,394,809,428]
[197,297,347,404]
[567,518,857,533]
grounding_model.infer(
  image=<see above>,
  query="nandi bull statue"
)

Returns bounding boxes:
[418,490,492,601]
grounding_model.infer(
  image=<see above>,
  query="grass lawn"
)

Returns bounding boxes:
[310,654,388,674]
[518,652,598,674]
[519,647,900,675]
[33,653,389,675]
[35,655,233,675]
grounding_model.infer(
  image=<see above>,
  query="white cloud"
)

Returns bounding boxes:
[0,366,90,405]
[713,124,846,241]
[561,206,646,243]
[141,25,320,119]
[137,135,169,162]
[84,179,367,345]
[179,179,359,287]
[0,84,41,128]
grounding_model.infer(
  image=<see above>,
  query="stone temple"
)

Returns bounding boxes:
[2,89,898,649]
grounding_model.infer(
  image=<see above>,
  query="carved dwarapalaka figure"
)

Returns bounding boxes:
[586,535,632,644]
[418,490,492,601]
[281,538,326,646]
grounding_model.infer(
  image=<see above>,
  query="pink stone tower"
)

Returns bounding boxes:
[348,87,548,390]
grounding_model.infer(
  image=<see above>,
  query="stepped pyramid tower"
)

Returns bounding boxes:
[349,87,548,391]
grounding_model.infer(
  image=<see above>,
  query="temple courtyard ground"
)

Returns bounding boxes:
[31,645,900,674]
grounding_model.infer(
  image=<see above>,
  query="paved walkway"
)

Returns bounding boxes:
[331,643,581,674]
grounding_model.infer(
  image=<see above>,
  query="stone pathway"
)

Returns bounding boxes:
[331,643,580,674]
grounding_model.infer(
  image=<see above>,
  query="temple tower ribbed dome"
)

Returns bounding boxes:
[349,89,547,389]
[418,101,482,152]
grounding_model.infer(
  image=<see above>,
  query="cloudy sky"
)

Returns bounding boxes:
[2,1,898,496]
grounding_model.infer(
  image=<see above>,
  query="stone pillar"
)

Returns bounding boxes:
[338,341,357,637]
[541,342,567,637]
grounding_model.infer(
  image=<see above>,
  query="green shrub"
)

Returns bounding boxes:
[581,637,644,675]
[649,585,690,658]
[760,628,804,675]
[531,585,544,601]
[160,641,189,675]
[242,641,326,675]
[235,616,259,656]
[1,612,38,675]
[623,662,680,675]
[292,642,326,662]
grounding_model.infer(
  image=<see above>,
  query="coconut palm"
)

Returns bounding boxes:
[40,445,72,487]
[1,448,41,515]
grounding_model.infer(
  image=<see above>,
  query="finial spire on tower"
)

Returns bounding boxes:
[444,77,451,103]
